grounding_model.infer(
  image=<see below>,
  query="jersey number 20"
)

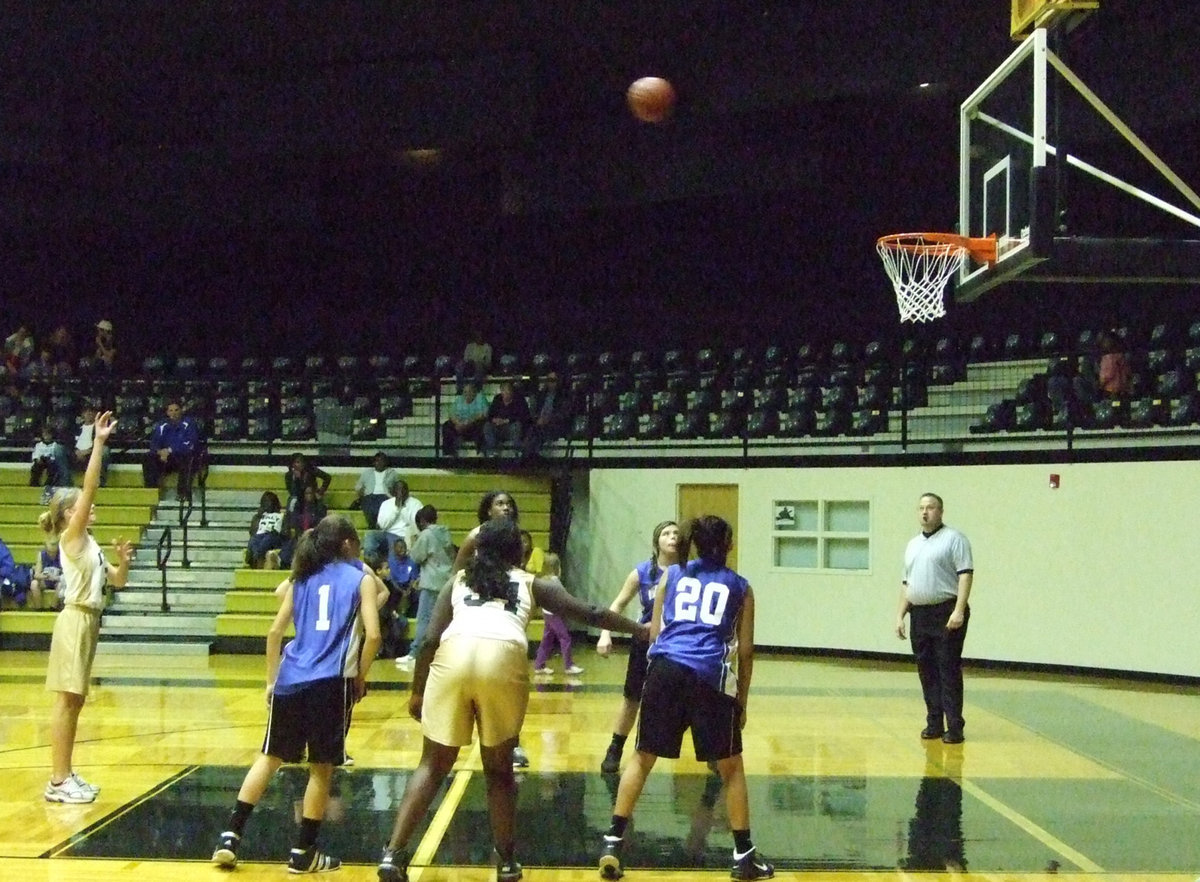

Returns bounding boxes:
[673,577,729,626]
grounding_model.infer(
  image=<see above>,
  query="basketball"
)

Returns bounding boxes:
[626,76,675,123]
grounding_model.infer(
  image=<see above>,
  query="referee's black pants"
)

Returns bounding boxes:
[910,599,970,734]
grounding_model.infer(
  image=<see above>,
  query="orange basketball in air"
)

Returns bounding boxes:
[627,76,676,123]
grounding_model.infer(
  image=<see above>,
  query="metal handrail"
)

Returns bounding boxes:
[156,525,172,613]
[178,495,194,569]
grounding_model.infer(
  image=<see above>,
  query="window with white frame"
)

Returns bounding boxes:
[773,499,870,571]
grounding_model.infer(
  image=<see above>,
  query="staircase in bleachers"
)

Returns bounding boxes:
[0,465,553,654]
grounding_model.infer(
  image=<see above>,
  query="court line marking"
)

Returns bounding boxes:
[409,741,480,882]
[958,777,1104,873]
[44,765,200,858]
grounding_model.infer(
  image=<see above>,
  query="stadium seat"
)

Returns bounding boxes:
[745,407,779,438]
[779,407,816,438]
[280,415,315,441]
[601,410,638,441]
[246,417,275,441]
[174,356,199,378]
[851,408,888,435]
[304,355,327,376]
[678,408,711,439]
[1168,392,1200,426]
[210,415,246,441]
[972,399,1015,433]
[1014,402,1049,431]
[433,354,455,378]
[638,411,672,440]
[270,356,296,377]
[710,409,745,437]
[497,353,521,375]
[1127,397,1164,428]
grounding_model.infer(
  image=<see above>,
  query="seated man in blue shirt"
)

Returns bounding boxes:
[142,400,201,500]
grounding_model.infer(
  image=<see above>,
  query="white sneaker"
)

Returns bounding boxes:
[45,776,96,804]
[395,655,414,669]
[532,666,553,675]
[69,771,101,794]
[564,665,584,675]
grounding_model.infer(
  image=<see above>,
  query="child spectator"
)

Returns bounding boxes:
[533,554,583,676]
[73,404,109,488]
[247,492,288,569]
[34,536,63,610]
[388,538,420,606]
[31,424,72,500]
[283,453,331,514]
[396,505,454,669]
[280,486,326,569]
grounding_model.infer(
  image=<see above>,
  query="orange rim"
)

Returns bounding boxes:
[877,232,997,265]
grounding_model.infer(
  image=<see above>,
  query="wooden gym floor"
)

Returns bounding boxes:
[1,645,1198,882]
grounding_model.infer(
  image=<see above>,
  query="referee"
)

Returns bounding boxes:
[895,493,974,744]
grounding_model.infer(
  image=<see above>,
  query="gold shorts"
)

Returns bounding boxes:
[45,606,102,697]
[421,635,529,748]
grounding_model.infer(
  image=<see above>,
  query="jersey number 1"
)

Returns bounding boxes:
[315,583,332,631]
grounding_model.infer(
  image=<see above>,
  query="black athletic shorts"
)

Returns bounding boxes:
[263,676,351,765]
[622,635,651,702]
[636,656,742,761]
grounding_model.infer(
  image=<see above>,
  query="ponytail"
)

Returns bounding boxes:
[40,488,81,538]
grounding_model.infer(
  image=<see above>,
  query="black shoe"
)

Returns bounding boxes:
[920,726,945,740]
[512,745,530,768]
[287,847,341,874]
[377,846,409,882]
[942,730,965,744]
[212,831,240,868]
[731,846,775,879]
[599,836,624,879]
[495,850,523,882]
[600,744,622,775]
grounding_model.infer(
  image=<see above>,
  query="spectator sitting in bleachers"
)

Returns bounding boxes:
[0,536,37,609]
[143,400,201,501]
[523,370,571,459]
[246,491,287,569]
[481,380,531,457]
[46,324,74,369]
[370,479,422,561]
[352,451,400,530]
[4,324,34,374]
[283,452,331,514]
[455,327,493,393]
[93,319,117,373]
[279,486,326,570]
[23,345,69,380]
[73,404,109,488]
[31,423,72,501]
[441,382,489,457]
[33,536,63,610]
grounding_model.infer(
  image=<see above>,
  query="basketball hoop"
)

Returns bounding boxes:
[877,233,997,322]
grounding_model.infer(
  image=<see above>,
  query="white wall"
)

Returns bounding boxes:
[564,460,1200,678]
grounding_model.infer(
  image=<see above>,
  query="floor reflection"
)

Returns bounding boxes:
[901,741,966,872]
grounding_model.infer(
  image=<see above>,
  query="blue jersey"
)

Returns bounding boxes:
[633,558,664,624]
[275,559,366,694]
[648,558,749,696]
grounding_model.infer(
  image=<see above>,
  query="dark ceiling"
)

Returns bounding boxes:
[2,1,1198,353]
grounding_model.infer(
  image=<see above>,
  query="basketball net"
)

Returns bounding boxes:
[876,233,996,323]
